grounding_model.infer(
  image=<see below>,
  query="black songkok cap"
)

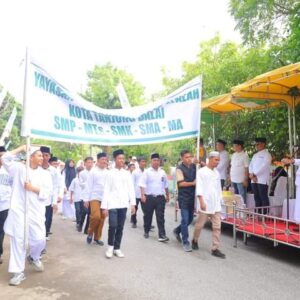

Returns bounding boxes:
[49,156,58,163]
[97,152,107,159]
[233,139,244,146]
[151,153,160,159]
[113,149,124,158]
[255,137,267,143]
[40,146,51,154]
[216,139,227,146]
[0,146,6,152]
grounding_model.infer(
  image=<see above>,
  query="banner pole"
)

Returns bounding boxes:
[22,47,30,250]
[196,75,203,162]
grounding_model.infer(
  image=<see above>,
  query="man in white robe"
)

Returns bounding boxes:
[1,145,52,286]
[192,151,226,258]
[282,157,300,222]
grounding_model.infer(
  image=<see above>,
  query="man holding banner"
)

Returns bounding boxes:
[1,145,52,286]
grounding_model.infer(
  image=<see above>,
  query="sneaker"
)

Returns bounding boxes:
[183,243,192,252]
[48,232,53,235]
[191,240,199,250]
[77,225,82,232]
[87,235,93,244]
[158,236,169,242]
[105,246,114,259]
[113,249,125,258]
[40,249,47,255]
[144,232,149,239]
[173,228,182,243]
[9,272,26,286]
[27,256,44,272]
[94,240,104,246]
[46,236,50,241]
[211,249,226,259]
[132,223,137,228]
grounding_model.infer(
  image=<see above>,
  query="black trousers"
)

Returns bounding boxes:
[74,201,84,225]
[108,208,127,250]
[252,183,269,214]
[0,209,8,256]
[45,205,53,236]
[130,198,141,224]
[80,205,90,233]
[142,195,166,237]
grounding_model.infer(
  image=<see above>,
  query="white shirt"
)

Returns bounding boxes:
[139,167,169,196]
[78,168,91,199]
[132,168,144,198]
[2,152,52,240]
[82,167,108,201]
[43,164,61,206]
[196,166,222,214]
[249,149,272,184]
[0,165,12,211]
[69,177,82,202]
[230,151,249,183]
[216,150,229,180]
[102,168,136,209]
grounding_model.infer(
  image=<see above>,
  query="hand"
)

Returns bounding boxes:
[200,200,206,211]
[70,198,74,204]
[243,179,248,188]
[141,195,146,203]
[84,201,89,209]
[252,175,258,183]
[24,181,35,192]
[57,197,62,203]
[200,161,206,167]
[165,194,170,202]
[52,204,58,214]
[103,209,108,217]
[131,205,136,215]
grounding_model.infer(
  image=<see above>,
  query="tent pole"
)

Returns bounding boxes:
[288,106,293,155]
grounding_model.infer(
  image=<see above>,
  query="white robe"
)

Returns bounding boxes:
[196,166,222,214]
[294,159,300,222]
[2,152,52,241]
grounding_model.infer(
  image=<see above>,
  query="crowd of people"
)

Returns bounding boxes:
[0,135,298,286]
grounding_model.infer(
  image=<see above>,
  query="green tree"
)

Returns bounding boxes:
[83,63,145,108]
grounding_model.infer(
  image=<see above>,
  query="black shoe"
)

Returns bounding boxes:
[158,236,169,242]
[132,223,137,228]
[77,225,82,232]
[144,232,149,239]
[211,249,226,259]
[191,240,199,250]
[87,235,93,244]
[48,232,53,235]
[173,228,182,243]
[40,249,47,255]
[94,240,104,246]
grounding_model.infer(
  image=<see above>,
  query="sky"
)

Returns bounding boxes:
[0,0,241,102]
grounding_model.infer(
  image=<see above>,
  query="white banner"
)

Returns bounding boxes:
[0,106,17,145]
[24,60,202,145]
[116,82,131,108]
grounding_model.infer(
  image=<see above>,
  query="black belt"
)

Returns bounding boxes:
[146,194,164,198]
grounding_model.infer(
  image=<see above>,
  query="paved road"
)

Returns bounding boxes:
[0,204,300,300]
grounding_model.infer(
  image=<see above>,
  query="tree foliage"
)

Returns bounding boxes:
[83,63,145,108]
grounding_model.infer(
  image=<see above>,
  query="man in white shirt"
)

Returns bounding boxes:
[0,146,12,264]
[83,153,108,246]
[131,156,146,228]
[40,146,60,241]
[1,145,52,286]
[249,137,272,213]
[282,156,300,222]
[77,156,93,233]
[192,151,225,259]
[139,153,170,242]
[102,149,136,258]
[230,140,249,202]
[216,139,229,189]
